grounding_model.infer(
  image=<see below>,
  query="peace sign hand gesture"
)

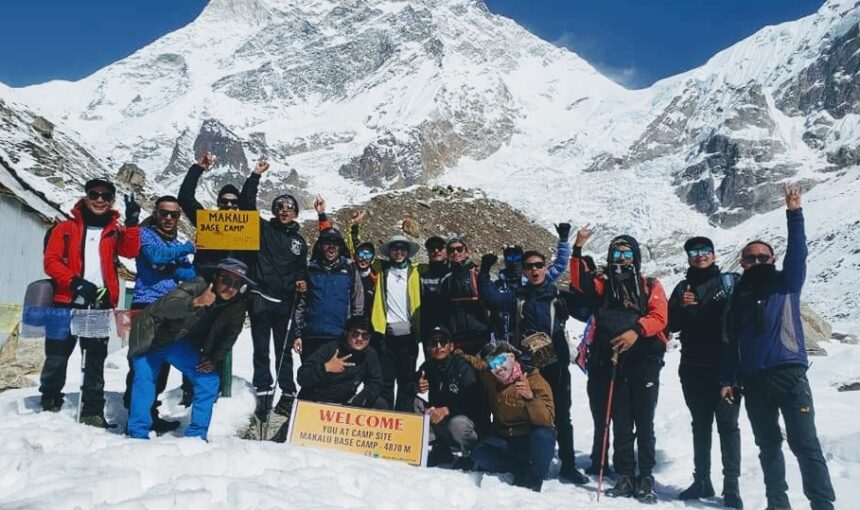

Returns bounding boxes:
[574,224,596,248]
[324,349,355,374]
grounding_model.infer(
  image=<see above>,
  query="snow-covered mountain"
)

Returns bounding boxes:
[2,0,859,322]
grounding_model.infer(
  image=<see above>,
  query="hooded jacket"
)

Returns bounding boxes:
[239,173,308,300]
[721,209,809,385]
[570,235,668,366]
[416,354,490,435]
[461,353,555,437]
[439,260,490,343]
[44,200,140,308]
[297,338,383,407]
[127,276,247,361]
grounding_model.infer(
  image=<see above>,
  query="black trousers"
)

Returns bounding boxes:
[680,363,741,480]
[744,365,835,510]
[39,335,108,416]
[376,332,418,411]
[541,361,575,466]
[611,356,662,477]
[587,361,612,468]
[250,298,296,394]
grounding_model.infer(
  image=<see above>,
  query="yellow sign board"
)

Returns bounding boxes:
[196,209,260,251]
[286,400,430,466]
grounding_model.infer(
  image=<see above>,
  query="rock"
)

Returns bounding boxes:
[116,163,146,190]
[831,332,859,345]
[801,302,832,356]
[0,327,44,391]
[192,119,249,171]
[30,116,54,138]
[837,382,860,392]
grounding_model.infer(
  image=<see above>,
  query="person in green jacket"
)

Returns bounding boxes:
[127,258,251,440]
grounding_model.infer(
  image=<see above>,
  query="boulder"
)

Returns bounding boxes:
[801,302,831,356]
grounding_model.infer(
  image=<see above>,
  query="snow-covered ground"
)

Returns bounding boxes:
[1,323,858,509]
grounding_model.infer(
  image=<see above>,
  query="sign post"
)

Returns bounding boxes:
[286,400,430,466]
[196,210,260,251]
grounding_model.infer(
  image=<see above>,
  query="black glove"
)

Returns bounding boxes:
[124,193,141,227]
[480,253,498,273]
[555,222,572,241]
[71,277,98,307]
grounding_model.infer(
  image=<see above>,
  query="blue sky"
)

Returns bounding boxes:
[0,0,824,89]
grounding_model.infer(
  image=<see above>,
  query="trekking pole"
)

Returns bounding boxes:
[596,351,620,502]
[261,289,300,441]
[76,338,86,424]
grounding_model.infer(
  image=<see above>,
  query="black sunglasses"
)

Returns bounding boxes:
[742,254,772,264]
[217,273,243,289]
[218,198,239,207]
[427,243,446,252]
[523,261,545,270]
[428,337,451,348]
[447,245,466,254]
[348,330,371,340]
[87,190,115,201]
[157,209,181,219]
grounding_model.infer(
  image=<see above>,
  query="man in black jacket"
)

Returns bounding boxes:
[415,326,488,466]
[239,162,308,418]
[419,236,449,338]
[668,237,742,508]
[297,316,385,408]
[439,235,491,354]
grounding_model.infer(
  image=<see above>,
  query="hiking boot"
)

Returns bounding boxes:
[80,414,117,429]
[255,392,272,419]
[606,474,636,498]
[273,393,296,417]
[635,475,658,504]
[678,476,715,500]
[41,397,63,413]
[723,477,743,509]
[452,456,475,472]
[150,413,181,434]
[586,462,612,476]
[559,462,589,485]
[427,444,456,467]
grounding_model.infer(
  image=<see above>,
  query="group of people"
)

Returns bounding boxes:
[36,154,835,509]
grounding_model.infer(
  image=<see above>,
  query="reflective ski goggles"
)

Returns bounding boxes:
[742,253,772,264]
[505,253,523,263]
[356,250,374,261]
[686,246,713,258]
[487,353,509,371]
[610,249,635,262]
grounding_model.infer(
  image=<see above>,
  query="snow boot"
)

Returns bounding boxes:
[80,414,117,429]
[150,409,181,434]
[679,476,715,500]
[255,392,273,420]
[273,393,296,417]
[635,475,658,504]
[559,462,590,485]
[41,396,63,413]
[427,444,456,467]
[723,477,743,509]
[606,474,637,498]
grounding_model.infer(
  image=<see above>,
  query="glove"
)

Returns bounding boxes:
[71,277,99,307]
[480,253,498,273]
[555,222,572,241]
[124,194,141,227]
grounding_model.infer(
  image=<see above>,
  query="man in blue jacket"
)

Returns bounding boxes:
[722,185,835,510]
[123,195,196,433]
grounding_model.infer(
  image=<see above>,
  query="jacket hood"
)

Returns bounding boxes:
[607,234,642,270]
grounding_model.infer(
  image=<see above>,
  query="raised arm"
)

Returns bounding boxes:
[178,153,216,225]
[546,223,571,283]
[570,225,601,297]
[782,184,807,293]
[477,254,514,312]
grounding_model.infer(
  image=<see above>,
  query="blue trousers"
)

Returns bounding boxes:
[128,340,219,439]
[472,426,556,491]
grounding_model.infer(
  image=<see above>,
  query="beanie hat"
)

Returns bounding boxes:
[218,184,240,199]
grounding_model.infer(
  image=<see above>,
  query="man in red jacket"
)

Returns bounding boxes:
[40,178,141,427]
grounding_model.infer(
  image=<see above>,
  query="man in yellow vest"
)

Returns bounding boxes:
[370,234,422,411]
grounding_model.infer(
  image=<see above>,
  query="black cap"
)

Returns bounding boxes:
[424,235,445,249]
[218,184,240,199]
[345,316,371,332]
[684,236,714,252]
[356,241,375,254]
[85,178,116,195]
[427,325,452,340]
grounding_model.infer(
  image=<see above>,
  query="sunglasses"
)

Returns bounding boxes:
[523,261,545,270]
[487,353,509,371]
[428,337,450,348]
[447,245,466,254]
[610,249,635,262]
[357,250,374,261]
[217,274,243,289]
[742,253,772,264]
[427,244,446,252]
[348,330,371,340]
[157,209,181,219]
[218,198,239,207]
[274,200,297,212]
[390,243,409,252]
[87,190,115,201]
[686,246,714,258]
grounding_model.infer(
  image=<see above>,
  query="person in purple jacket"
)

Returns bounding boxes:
[721,185,835,510]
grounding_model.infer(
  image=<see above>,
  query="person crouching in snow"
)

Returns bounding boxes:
[126,258,251,440]
[462,342,556,492]
[296,316,386,409]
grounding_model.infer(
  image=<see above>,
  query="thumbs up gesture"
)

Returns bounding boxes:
[324,349,355,374]
[417,370,429,393]
[515,372,534,401]
[681,284,698,307]
[192,284,217,308]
